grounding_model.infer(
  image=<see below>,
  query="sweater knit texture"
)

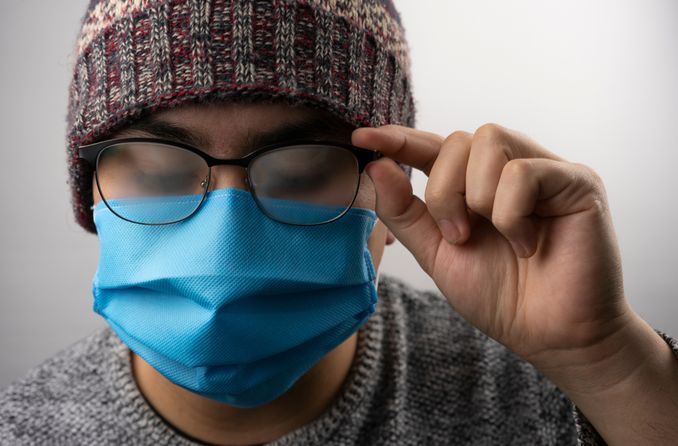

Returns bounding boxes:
[2,274,676,445]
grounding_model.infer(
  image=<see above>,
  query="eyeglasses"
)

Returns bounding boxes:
[78,137,382,226]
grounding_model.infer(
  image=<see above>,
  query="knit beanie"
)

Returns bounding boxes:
[66,0,416,233]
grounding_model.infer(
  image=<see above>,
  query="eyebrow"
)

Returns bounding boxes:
[118,112,355,157]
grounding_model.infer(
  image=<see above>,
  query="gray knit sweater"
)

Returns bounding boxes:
[2,274,676,445]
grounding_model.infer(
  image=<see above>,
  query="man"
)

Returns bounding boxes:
[1,0,677,445]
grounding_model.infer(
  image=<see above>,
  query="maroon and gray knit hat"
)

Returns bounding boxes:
[66,0,416,233]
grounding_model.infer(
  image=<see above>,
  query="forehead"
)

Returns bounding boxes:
[151,102,312,142]
[114,102,355,158]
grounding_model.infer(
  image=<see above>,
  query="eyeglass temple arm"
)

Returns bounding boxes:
[357,150,383,172]
[78,141,109,165]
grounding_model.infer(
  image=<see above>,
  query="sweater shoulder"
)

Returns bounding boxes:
[0,328,124,444]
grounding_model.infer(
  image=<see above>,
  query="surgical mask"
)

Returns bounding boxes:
[91,188,378,408]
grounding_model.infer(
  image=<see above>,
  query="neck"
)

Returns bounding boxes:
[130,332,358,446]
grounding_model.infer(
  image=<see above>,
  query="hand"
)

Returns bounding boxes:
[352,123,634,388]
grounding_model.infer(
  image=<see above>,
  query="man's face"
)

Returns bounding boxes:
[91,101,390,272]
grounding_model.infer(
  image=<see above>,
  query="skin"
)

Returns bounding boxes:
[92,102,394,446]
[93,103,678,445]
[352,124,678,445]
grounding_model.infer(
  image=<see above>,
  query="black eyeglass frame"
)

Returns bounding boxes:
[78,137,383,226]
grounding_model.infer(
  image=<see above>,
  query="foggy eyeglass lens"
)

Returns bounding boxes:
[96,143,209,224]
[249,145,360,224]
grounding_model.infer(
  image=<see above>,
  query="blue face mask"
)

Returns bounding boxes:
[92,188,378,408]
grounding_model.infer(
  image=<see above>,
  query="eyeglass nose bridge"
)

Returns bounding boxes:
[205,164,251,192]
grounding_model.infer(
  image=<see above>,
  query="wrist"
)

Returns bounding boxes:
[539,311,678,445]
[535,310,667,397]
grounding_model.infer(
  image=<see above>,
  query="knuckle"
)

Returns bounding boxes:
[491,211,516,232]
[573,162,609,210]
[474,122,507,142]
[471,123,510,158]
[424,183,448,210]
[575,162,602,184]
[502,158,533,180]
[465,191,492,216]
[444,130,472,146]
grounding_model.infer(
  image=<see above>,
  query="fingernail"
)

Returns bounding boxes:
[438,219,461,244]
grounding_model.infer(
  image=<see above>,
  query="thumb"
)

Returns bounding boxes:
[366,157,443,274]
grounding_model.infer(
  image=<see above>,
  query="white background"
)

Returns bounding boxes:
[1,0,677,387]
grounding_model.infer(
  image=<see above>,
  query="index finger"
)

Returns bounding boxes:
[352,125,444,176]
